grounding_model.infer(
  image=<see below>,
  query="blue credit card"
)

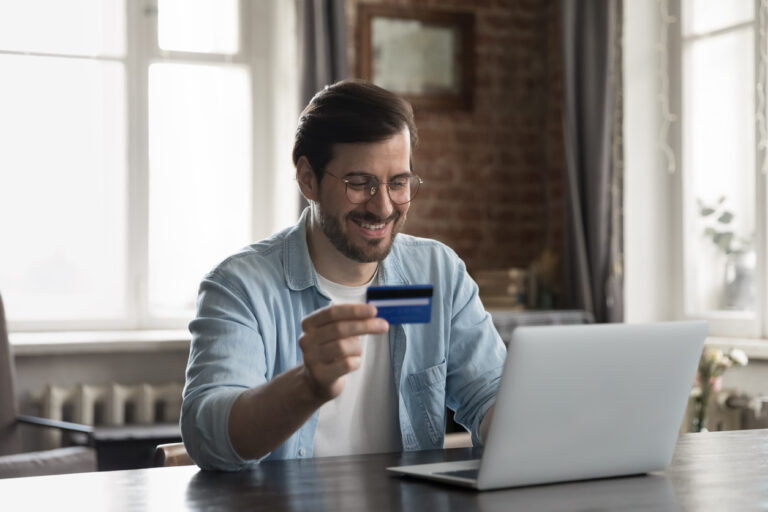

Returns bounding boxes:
[366,285,433,324]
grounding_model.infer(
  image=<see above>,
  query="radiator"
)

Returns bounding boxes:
[681,389,768,433]
[32,382,183,448]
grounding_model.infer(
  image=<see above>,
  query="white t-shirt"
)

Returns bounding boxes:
[312,272,401,457]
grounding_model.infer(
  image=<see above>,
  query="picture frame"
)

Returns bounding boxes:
[357,5,475,111]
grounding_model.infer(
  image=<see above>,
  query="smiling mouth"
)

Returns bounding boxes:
[355,220,385,230]
[349,215,396,238]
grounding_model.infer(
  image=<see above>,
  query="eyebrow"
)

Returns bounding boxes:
[343,171,413,179]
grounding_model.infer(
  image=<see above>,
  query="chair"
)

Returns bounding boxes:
[0,292,97,479]
[154,442,194,467]
[443,432,472,449]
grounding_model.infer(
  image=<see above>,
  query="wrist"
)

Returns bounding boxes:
[296,364,331,406]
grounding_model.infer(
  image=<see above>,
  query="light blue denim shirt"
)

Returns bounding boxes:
[181,209,507,471]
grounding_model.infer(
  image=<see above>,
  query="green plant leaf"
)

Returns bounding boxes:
[714,232,734,252]
[718,212,734,224]
[701,207,715,217]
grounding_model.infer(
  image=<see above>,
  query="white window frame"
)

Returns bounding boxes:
[624,0,768,341]
[669,0,768,339]
[7,0,298,333]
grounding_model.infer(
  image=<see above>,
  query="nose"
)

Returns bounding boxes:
[366,183,395,219]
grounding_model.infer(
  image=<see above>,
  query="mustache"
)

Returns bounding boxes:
[347,211,400,224]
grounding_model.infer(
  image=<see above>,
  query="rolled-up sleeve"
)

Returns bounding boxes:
[181,271,268,471]
[444,252,507,446]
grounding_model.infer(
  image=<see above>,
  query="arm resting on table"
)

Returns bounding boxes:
[479,404,495,444]
[228,365,325,461]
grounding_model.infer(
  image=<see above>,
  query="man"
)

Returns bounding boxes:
[181,80,506,470]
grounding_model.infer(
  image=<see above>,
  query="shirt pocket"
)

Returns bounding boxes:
[406,359,447,446]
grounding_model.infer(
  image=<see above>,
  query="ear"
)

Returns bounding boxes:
[296,156,320,202]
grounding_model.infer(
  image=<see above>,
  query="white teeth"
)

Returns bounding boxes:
[359,221,385,230]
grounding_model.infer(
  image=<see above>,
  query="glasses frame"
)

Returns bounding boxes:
[324,171,424,205]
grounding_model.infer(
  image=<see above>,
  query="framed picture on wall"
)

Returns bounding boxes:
[357,5,475,111]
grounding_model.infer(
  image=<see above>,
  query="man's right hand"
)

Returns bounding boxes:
[298,304,390,402]
[228,303,389,460]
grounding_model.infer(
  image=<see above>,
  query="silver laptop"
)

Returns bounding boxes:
[388,321,707,491]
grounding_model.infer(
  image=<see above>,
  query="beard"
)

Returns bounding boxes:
[315,202,405,263]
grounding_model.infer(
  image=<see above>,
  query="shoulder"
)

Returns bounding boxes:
[388,234,467,288]
[391,233,464,272]
[392,233,460,261]
[205,228,290,288]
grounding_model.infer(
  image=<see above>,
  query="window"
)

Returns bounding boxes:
[0,1,298,332]
[148,0,253,320]
[676,0,766,337]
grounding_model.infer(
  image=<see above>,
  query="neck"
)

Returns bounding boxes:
[306,216,379,287]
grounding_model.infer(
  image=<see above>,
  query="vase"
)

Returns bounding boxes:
[722,249,756,310]
[692,395,708,432]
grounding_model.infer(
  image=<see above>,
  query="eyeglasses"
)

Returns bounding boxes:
[324,172,424,205]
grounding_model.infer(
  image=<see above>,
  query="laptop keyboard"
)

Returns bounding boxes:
[434,468,479,480]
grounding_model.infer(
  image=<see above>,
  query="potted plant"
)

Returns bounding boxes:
[697,197,755,310]
[692,347,748,432]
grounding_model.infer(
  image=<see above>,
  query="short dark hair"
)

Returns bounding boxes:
[292,79,418,182]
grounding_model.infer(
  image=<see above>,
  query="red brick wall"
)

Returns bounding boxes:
[346,0,564,285]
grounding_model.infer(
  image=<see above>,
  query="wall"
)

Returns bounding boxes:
[346,0,565,285]
[622,0,678,323]
[14,346,189,451]
[14,350,189,412]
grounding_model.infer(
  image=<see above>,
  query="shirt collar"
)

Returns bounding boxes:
[283,207,411,291]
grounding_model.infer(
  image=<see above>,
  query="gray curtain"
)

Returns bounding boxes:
[296,0,348,212]
[561,0,624,323]
[297,0,348,107]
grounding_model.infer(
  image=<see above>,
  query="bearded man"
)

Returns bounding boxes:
[181,80,506,470]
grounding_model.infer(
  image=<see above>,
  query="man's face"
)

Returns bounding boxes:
[313,128,412,263]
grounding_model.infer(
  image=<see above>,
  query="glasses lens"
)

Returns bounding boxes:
[344,176,376,204]
[388,176,420,204]
[344,175,421,204]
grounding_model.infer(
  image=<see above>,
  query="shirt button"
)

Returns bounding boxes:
[298,448,306,457]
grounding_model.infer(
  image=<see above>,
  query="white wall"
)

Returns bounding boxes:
[14,350,189,409]
[623,1,678,323]
[249,0,300,240]
[13,347,189,451]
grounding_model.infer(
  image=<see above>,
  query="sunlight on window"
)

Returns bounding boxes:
[148,63,252,317]
[683,26,755,315]
[158,0,239,55]
[0,0,125,56]
[682,0,753,36]
[0,55,127,321]
[0,1,295,331]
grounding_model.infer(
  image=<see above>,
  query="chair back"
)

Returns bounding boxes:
[0,293,21,456]
[154,442,194,467]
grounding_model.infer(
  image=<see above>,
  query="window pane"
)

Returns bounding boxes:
[0,55,127,322]
[682,0,753,36]
[683,29,755,314]
[148,63,252,317]
[0,0,125,57]
[158,0,239,54]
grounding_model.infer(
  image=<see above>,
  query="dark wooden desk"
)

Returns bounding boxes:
[2,429,767,511]
[92,423,181,470]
